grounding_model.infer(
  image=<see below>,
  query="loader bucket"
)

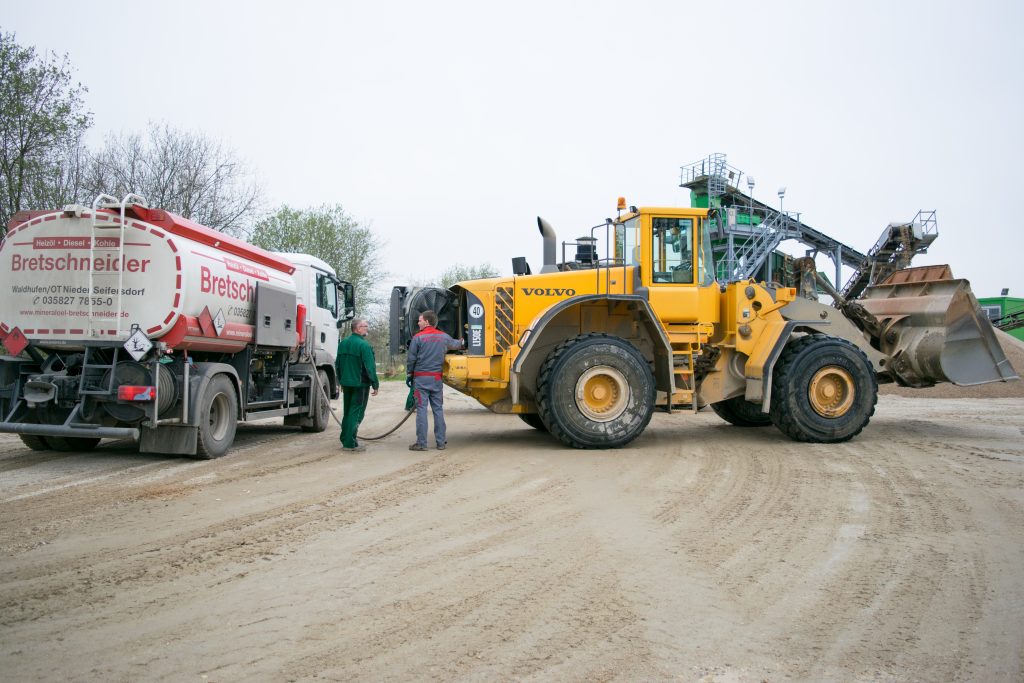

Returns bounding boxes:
[856,266,1019,387]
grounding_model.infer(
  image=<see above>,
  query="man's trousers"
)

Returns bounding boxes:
[341,385,370,448]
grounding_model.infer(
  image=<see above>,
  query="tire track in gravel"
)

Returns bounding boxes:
[800,455,982,679]
[0,454,471,626]
[634,418,997,681]
[651,434,850,609]
[278,444,659,681]
[2,392,1021,682]
[0,421,348,554]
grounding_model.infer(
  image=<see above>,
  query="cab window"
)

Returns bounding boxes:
[651,217,693,283]
[316,272,339,316]
[697,218,716,285]
[615,216,640,265]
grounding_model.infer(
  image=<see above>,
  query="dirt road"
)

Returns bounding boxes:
[2,385,1022,682]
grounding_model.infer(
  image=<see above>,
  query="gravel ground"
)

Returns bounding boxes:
[1,377,1022,682]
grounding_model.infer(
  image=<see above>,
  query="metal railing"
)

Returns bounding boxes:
[841,210,939,299]
[679,153,746,198]
[718,210,801,281]
[88,193,147,337]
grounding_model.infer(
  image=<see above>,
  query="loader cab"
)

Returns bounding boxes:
[617,207,718,324]
[652,217,694,284]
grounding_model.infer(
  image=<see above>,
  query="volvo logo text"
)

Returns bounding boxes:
[522,287,576,296]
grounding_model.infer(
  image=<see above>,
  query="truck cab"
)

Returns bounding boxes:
[279,252,355,378]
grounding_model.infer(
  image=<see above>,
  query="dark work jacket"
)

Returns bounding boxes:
[406,326,462,375]
[336,333,379,389]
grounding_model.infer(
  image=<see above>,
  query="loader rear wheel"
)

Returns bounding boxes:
[196,375,238,459]
[536,334,655,449]
[710,396,772,427]
[769,336,876,443]
[518,413,547,431]
[302,369,332,433]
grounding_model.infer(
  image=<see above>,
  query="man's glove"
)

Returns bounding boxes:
[406,375,413,388]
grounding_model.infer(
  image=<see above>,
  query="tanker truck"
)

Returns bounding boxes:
[0,194,355,457]
[390,199,1018,449]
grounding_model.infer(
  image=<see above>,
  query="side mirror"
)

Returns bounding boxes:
[338,281,356,321]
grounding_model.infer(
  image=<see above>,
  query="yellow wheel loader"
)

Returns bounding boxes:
[390,201,1017,448]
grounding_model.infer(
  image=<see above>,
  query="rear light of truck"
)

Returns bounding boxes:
[296,303,307,345]
[118,385,155,401]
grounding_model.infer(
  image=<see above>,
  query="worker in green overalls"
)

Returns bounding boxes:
[335,318,379,452]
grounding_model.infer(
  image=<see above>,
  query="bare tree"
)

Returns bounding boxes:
[0,30,92,232]
[83,123,262,237]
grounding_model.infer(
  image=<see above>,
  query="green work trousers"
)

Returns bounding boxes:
[341,385,370,448]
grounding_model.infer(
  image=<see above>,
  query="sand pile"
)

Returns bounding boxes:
[880,329,1024,398]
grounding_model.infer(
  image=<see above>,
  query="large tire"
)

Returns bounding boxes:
[536,334,655,449]
[19,434,50,451]
[710,396,772,427]
[302,369,331,433]
[195,375,238,459]
[517,413,547,431]
[47,436,101,451]
[769,336,877,443]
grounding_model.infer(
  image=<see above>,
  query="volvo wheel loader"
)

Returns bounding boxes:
[390,200,1018,448]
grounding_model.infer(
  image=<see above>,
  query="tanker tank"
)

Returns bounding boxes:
[1,204,298,352]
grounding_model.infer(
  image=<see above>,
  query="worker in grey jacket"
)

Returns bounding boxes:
[406,309,463,451]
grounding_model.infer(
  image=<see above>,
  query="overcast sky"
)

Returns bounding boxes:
[5,0,1022,302]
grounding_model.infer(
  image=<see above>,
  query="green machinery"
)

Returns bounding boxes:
[679,153,937,296]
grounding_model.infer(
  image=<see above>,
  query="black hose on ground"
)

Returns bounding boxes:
[312,370,414,441]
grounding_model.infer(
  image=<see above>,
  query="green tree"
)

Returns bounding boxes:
[438,262,500,288]
[251,204,385,308]
[0,30,92,232]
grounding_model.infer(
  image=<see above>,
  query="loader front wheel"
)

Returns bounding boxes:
[769,336,876,443]
[537,334,655,449]
[710,396,772,427]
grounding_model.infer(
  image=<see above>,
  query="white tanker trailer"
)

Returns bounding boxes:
[0,194,355,457]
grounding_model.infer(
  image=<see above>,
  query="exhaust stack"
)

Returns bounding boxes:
[537,217,559,274]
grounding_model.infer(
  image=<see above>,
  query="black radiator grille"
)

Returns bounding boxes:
[495,287,514,352]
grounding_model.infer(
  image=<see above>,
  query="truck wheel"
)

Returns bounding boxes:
[302,369,331,433]
[710,396,772,427]
[517,413,547,431]
[537,334,655,449]
[769,336,877,443]
[47,436,101,451]
[196,375,238,459]
[19,434,51,451]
